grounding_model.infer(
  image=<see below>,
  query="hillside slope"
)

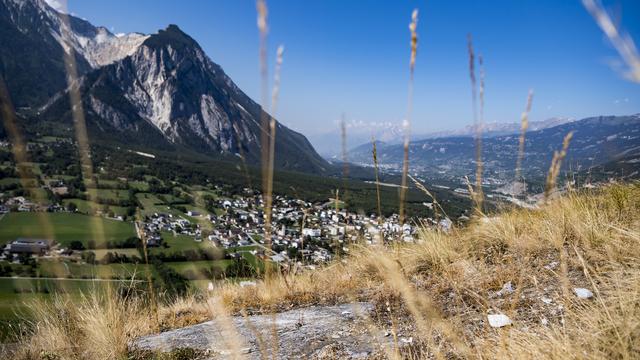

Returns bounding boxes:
[11,182,640,359]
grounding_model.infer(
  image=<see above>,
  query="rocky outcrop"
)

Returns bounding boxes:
[131,303,391,359]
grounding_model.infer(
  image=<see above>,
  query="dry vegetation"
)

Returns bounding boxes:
[7,182,639,359]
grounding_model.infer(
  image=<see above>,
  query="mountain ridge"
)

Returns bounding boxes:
[347,114,640,192]
[312,117,575,158]
[0,0,328,174]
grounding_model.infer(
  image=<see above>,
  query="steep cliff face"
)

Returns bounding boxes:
[103,25,260,155]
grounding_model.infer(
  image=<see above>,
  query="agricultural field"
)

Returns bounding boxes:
[43,175,75,183]
[91,248,140,260]
[0,212,135,247]
[167,260,231,271]
[90,188,131,201]
[0,177,20,186]
[2,257,238,283]
[36,259,147,279]
[136,193,176,217]
[62,198,130,217]
[0,278,130,313]
[19,162,42,175]
[128,180,150,191]
[147,231,223,259]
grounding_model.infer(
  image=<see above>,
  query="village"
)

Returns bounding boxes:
[133,188,452,265]
[0,184,454,269]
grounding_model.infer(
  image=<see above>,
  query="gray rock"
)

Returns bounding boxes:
[131,303,386,359]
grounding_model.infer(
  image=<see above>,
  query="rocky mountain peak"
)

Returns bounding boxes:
[143,24,198,51]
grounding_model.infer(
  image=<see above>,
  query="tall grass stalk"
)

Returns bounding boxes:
[409,174,447,221]
[372,136,383,223]
[515,90,534,196]
[399,8,419,225]
[264,44,284,258]
[134,210,159,330]
[467,35,484,215]
[341,115,350,203]
[256,0,274,254]
[0,79,56,247]
[476,54,485,210]
[544,131,574,201]
[58,9,111,282]
[582,0,640,83]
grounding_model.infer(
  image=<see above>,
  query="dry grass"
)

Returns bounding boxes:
[11,183,639,359]
[14,291,153,360]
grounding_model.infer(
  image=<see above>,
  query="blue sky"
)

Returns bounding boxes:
[60,0,640,135]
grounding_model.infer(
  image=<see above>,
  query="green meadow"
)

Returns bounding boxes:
[0,212,135,247]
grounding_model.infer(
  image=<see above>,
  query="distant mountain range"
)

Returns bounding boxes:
[348,114,640,191]
[313,117,574,158]
[0,0,328,173]
[417,117,575,140]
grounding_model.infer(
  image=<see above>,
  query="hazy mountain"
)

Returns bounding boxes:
[417,117,575,140]
[348,114,640,189]
[309,121,404,158]
[0,0,328,173]
[313,117,574,158]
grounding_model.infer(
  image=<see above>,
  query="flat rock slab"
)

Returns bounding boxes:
[132,303,388,359]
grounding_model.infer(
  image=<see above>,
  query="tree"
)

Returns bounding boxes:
[66,202,77,212]
[69,240,85,251]
[82,251,96,265]
[152,259,188,298]
[225,258,256,278]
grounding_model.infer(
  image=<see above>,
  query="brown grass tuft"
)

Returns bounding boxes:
[544,131,574,201]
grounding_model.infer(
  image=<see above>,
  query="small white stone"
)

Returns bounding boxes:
[487,314,512,328]
[400,337,413,344]
[496,281,514,297]
[573,288,593,299]
[541,297,552,304]
[544,261,559,270]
